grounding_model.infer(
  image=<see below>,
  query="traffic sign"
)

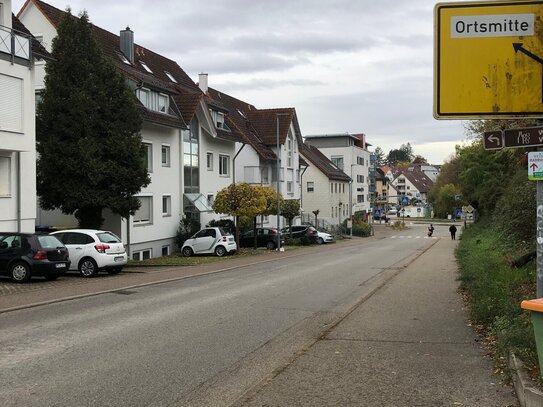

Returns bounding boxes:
[466,205,474,213]
[483,131,503,150]
[528,151,543,180]
[434,1,543,119]
[504,126,543,148]
[401,196,409,205]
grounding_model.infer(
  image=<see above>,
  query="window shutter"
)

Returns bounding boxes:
[0,74,23,133]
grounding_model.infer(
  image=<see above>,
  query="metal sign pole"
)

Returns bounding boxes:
[538,163,543,297]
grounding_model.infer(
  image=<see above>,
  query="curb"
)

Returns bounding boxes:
[509,353,543,406]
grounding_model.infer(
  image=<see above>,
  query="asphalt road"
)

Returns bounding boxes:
[0,224,435,407]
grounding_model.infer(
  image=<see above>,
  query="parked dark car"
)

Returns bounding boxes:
[0,233,70,283]
[239,228,284,250]
[281,225,319,243]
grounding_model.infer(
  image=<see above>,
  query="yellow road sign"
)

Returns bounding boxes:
[435,1,543,119]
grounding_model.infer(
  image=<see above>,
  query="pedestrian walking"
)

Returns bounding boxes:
[449,224,457,240]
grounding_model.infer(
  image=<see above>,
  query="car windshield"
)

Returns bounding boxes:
[37,235,64,248]
[97,232,122,244]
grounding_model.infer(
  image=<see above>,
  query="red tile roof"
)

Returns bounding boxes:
[25,0,203,129]
[300,143,351,182]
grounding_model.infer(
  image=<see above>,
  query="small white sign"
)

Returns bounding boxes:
[451,14,534,38]
[528,151,543,180]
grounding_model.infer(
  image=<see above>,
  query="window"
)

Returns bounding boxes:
[307,182,314,192]
[287,181,293,194]
[133,249,152,261]
[0,74,23,132]
[287,138,293,167]
[162,245,170,256]
[161,145,170,167]
[357,195,364,203]
[0,155,11,197]
[184,120,200,194]
[162,195,171,217]
[296,170,299,183]
[140,61,153,73]
[357,174,364,183]
[164,71,177,83]
[219,155,229,176]
[335,183,338,193]
[357,156,365,165]
[118,52,131,65]
[134,196,152,224]
[143,142,153,172]
[207,152,213,171]
[331,156,344,170]
[330,183,333,193]
[136,88,169,113]
[207,194,214,206]
[331,207,334,217]
[261,167,269,184]
[210,110,228,130]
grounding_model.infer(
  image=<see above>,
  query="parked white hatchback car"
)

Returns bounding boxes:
[181,227,237,257]
[50,229,127,277]
[316,230,334,244]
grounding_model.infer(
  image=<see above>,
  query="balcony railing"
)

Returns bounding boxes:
[0,24,31,65]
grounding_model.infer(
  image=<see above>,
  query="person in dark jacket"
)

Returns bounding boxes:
[449,224,457,240]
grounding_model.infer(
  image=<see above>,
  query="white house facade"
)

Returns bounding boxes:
[299,143,351,228]
[18,0,209,259]
[304,133,372,215]
[0,0,47,233]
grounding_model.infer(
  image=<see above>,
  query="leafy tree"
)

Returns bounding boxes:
[429,183,459,218]
[252,185,283,248]
[412,155,428,165]
[36,10,149,228]
[212,183,267,245]
[281,199,301,237]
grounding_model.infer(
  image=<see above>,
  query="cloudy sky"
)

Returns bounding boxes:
[14,0,469,164]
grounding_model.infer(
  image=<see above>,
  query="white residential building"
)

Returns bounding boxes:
[299,143,351,228]
[19,0,220,259]
[0,0,48,232]
[304,133,372,214]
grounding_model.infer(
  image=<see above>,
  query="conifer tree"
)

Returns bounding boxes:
[36,10,150,228]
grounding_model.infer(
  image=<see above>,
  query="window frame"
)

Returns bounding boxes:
[219,154,230,177]
[133,196,153,225]
[207,152,213,171]
[162,195,171,217]
[143,142,153,173]
[0,154,11,197]
[307,181,314,192]
[161,144,170,167]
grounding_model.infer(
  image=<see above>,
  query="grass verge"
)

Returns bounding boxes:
[456,220,538,378]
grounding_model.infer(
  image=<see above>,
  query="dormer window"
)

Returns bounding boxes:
[140,61,153,73]
[164,71,177,83]
[136,87,170,113]
[209,109,229,130]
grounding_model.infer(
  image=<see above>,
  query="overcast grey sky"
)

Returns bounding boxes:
[14,0,469,164]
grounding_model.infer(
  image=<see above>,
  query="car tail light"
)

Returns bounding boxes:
[95,244,110,253]
[33,250,48,260]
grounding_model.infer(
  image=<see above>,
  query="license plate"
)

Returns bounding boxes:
[55,263,65,268]
[114,256,124,262]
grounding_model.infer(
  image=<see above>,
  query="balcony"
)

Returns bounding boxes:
[0,25,31,66]
[244,166,270,185]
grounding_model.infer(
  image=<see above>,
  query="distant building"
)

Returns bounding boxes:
[304,132,372,214]
[390,165,434,204]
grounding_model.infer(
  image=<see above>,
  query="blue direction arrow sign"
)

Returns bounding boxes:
[483,131,503,150]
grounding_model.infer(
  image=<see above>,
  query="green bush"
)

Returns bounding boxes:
[343,217,371,237]
[457,220,537,371]
[174,217,201,250]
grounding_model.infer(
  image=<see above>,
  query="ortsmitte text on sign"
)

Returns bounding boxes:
[451,14,534,38]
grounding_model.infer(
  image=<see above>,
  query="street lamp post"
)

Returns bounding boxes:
[276,113,288,251]
[349,163,360,239]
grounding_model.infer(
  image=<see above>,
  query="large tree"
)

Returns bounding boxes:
[37,10,150,228]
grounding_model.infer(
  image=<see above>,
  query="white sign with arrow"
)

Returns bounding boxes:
[528,151,543,180]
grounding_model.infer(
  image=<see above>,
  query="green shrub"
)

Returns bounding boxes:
[457,220,538,371]
[174,217,201,250]
[284,237,301,246]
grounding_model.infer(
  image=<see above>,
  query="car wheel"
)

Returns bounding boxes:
[317,237,324,244]
[108,267,122,275]
[182,247,194,257]
[266,241,276,250]
[44,274,59,281]
[215,246,226,257]
[10,262,31,283]
[79,258,99,277]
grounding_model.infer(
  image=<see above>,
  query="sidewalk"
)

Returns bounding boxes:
[236,236,519,406]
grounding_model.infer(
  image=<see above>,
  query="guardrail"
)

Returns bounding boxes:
[0,24,31,65]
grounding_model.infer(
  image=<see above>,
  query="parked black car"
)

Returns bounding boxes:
[0,233,70,283]
[281,225,319,243]
[239,228,284,250]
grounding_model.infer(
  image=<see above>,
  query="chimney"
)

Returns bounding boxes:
[199,73,208,93]
[120,27,134,63]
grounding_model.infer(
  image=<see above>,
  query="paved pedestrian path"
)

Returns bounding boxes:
[237,234,519,407]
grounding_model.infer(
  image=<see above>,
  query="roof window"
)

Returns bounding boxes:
[236,109,247,119]
[140,61,153,73]
[117,52,131,65]
[164,71,177,83]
